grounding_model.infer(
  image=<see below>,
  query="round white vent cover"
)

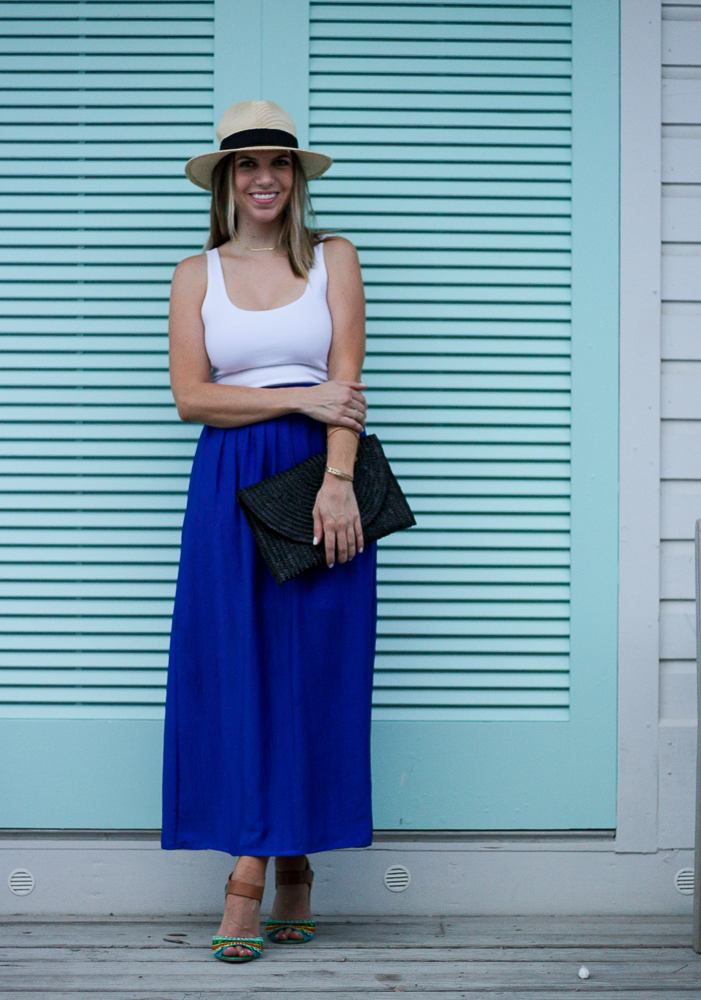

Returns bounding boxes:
[384,864,411,893]
[674,868,695,895]
[8,869,34,896]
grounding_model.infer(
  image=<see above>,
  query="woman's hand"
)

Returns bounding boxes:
[313,476,364,568]
[299,380,367,433]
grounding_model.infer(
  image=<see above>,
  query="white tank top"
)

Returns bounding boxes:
[202,241,332,388]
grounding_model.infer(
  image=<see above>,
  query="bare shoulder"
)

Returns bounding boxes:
[321,237,361,291]
[171,252,207,292]
[321,235,359,269]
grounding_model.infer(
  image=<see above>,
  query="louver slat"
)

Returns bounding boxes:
[309,0,572,721]
[0,1,213,718]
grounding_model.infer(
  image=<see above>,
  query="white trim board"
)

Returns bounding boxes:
[617,0,663,854]
[0,840,693,916]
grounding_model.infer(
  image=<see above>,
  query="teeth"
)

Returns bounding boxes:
[252,193,276,201]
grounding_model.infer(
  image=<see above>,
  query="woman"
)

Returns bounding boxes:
[161,100,377,963]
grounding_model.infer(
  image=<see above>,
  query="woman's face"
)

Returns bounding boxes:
[233,149,294,225]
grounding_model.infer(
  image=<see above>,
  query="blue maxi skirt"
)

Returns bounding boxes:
[161,411,377,857]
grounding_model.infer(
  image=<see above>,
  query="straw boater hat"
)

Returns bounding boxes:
[185,100,333,191]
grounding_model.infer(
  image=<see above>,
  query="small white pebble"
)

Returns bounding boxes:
[578,965,590,980]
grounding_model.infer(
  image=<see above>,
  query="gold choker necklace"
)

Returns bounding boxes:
[236,233,281,253]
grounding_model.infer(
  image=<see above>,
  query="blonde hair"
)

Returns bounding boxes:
[205,151,323,279]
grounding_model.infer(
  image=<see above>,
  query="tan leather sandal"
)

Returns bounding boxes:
[212,874,265,962]
[265,861,315,943]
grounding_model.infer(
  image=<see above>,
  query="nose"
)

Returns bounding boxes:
[252,164,275,187]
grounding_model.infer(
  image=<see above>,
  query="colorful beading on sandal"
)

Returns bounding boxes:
[212,935,264,962]
[265,918,316,942]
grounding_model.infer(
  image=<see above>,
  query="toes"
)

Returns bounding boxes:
[273,927,303,942]
[223,945,253,958]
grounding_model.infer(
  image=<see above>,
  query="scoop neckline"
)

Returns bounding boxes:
[214,247,311,313]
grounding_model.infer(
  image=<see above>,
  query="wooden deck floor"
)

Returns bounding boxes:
[1,915,700,998]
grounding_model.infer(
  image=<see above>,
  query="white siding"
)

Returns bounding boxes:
[659,1,701,847]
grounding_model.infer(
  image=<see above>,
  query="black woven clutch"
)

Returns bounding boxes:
[236,434,416,584]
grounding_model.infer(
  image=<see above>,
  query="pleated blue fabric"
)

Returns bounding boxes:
[161,411,377,856]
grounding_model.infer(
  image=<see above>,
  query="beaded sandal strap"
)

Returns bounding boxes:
[212,935,264,959]
[265,919,315,942]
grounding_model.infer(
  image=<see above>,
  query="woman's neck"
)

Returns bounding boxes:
[235,216,284,251]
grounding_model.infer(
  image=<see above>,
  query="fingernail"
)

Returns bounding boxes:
[329,562,334,568]
[313,536,318,546]
[359,547,364,553]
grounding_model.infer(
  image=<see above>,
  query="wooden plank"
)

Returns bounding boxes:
[663,19,701,64]
[328,114,571,141]
[658,722,698,848]
[0,36,213,54]
[312,74,571,96]
[309,91,571,112]
[0,72,213,90]
[661,540,696,599]
[662,254,701,300]
[661,419,701,477]
[311,21,573,43]
[661,362,701,417]
[311,55,572,76]
[0,54,214,72]
[0,914,693,946]
[4,957,701,991]
[0,581,174,596]
[0,110,212,128]
[310,39,572,60]
[1,994,699,1000]
[311,3,573,24]
[0,16,214,37]
[0,4,214,19]
[4,942,701,962]
[662,312,701,360]
[663,139,701,184]
[660,660,697,722]
[619,0,663,853]
[659,481,701,540]
[662,195,701,240]
[663,78,701,124]
[660,600,697,659]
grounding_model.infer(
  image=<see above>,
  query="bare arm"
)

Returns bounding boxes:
[168,253,366,431]
[312,237,367,566]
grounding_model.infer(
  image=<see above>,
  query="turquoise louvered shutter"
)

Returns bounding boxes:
[0,1,213,826]
[0,0,618,832]
[309,0,618,829]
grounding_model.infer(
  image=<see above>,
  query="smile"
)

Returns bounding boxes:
[250,192,278,204]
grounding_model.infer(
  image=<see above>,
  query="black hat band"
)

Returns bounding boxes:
[219,128,299,152]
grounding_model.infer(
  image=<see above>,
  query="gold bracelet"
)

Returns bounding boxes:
[325,465,354,482]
